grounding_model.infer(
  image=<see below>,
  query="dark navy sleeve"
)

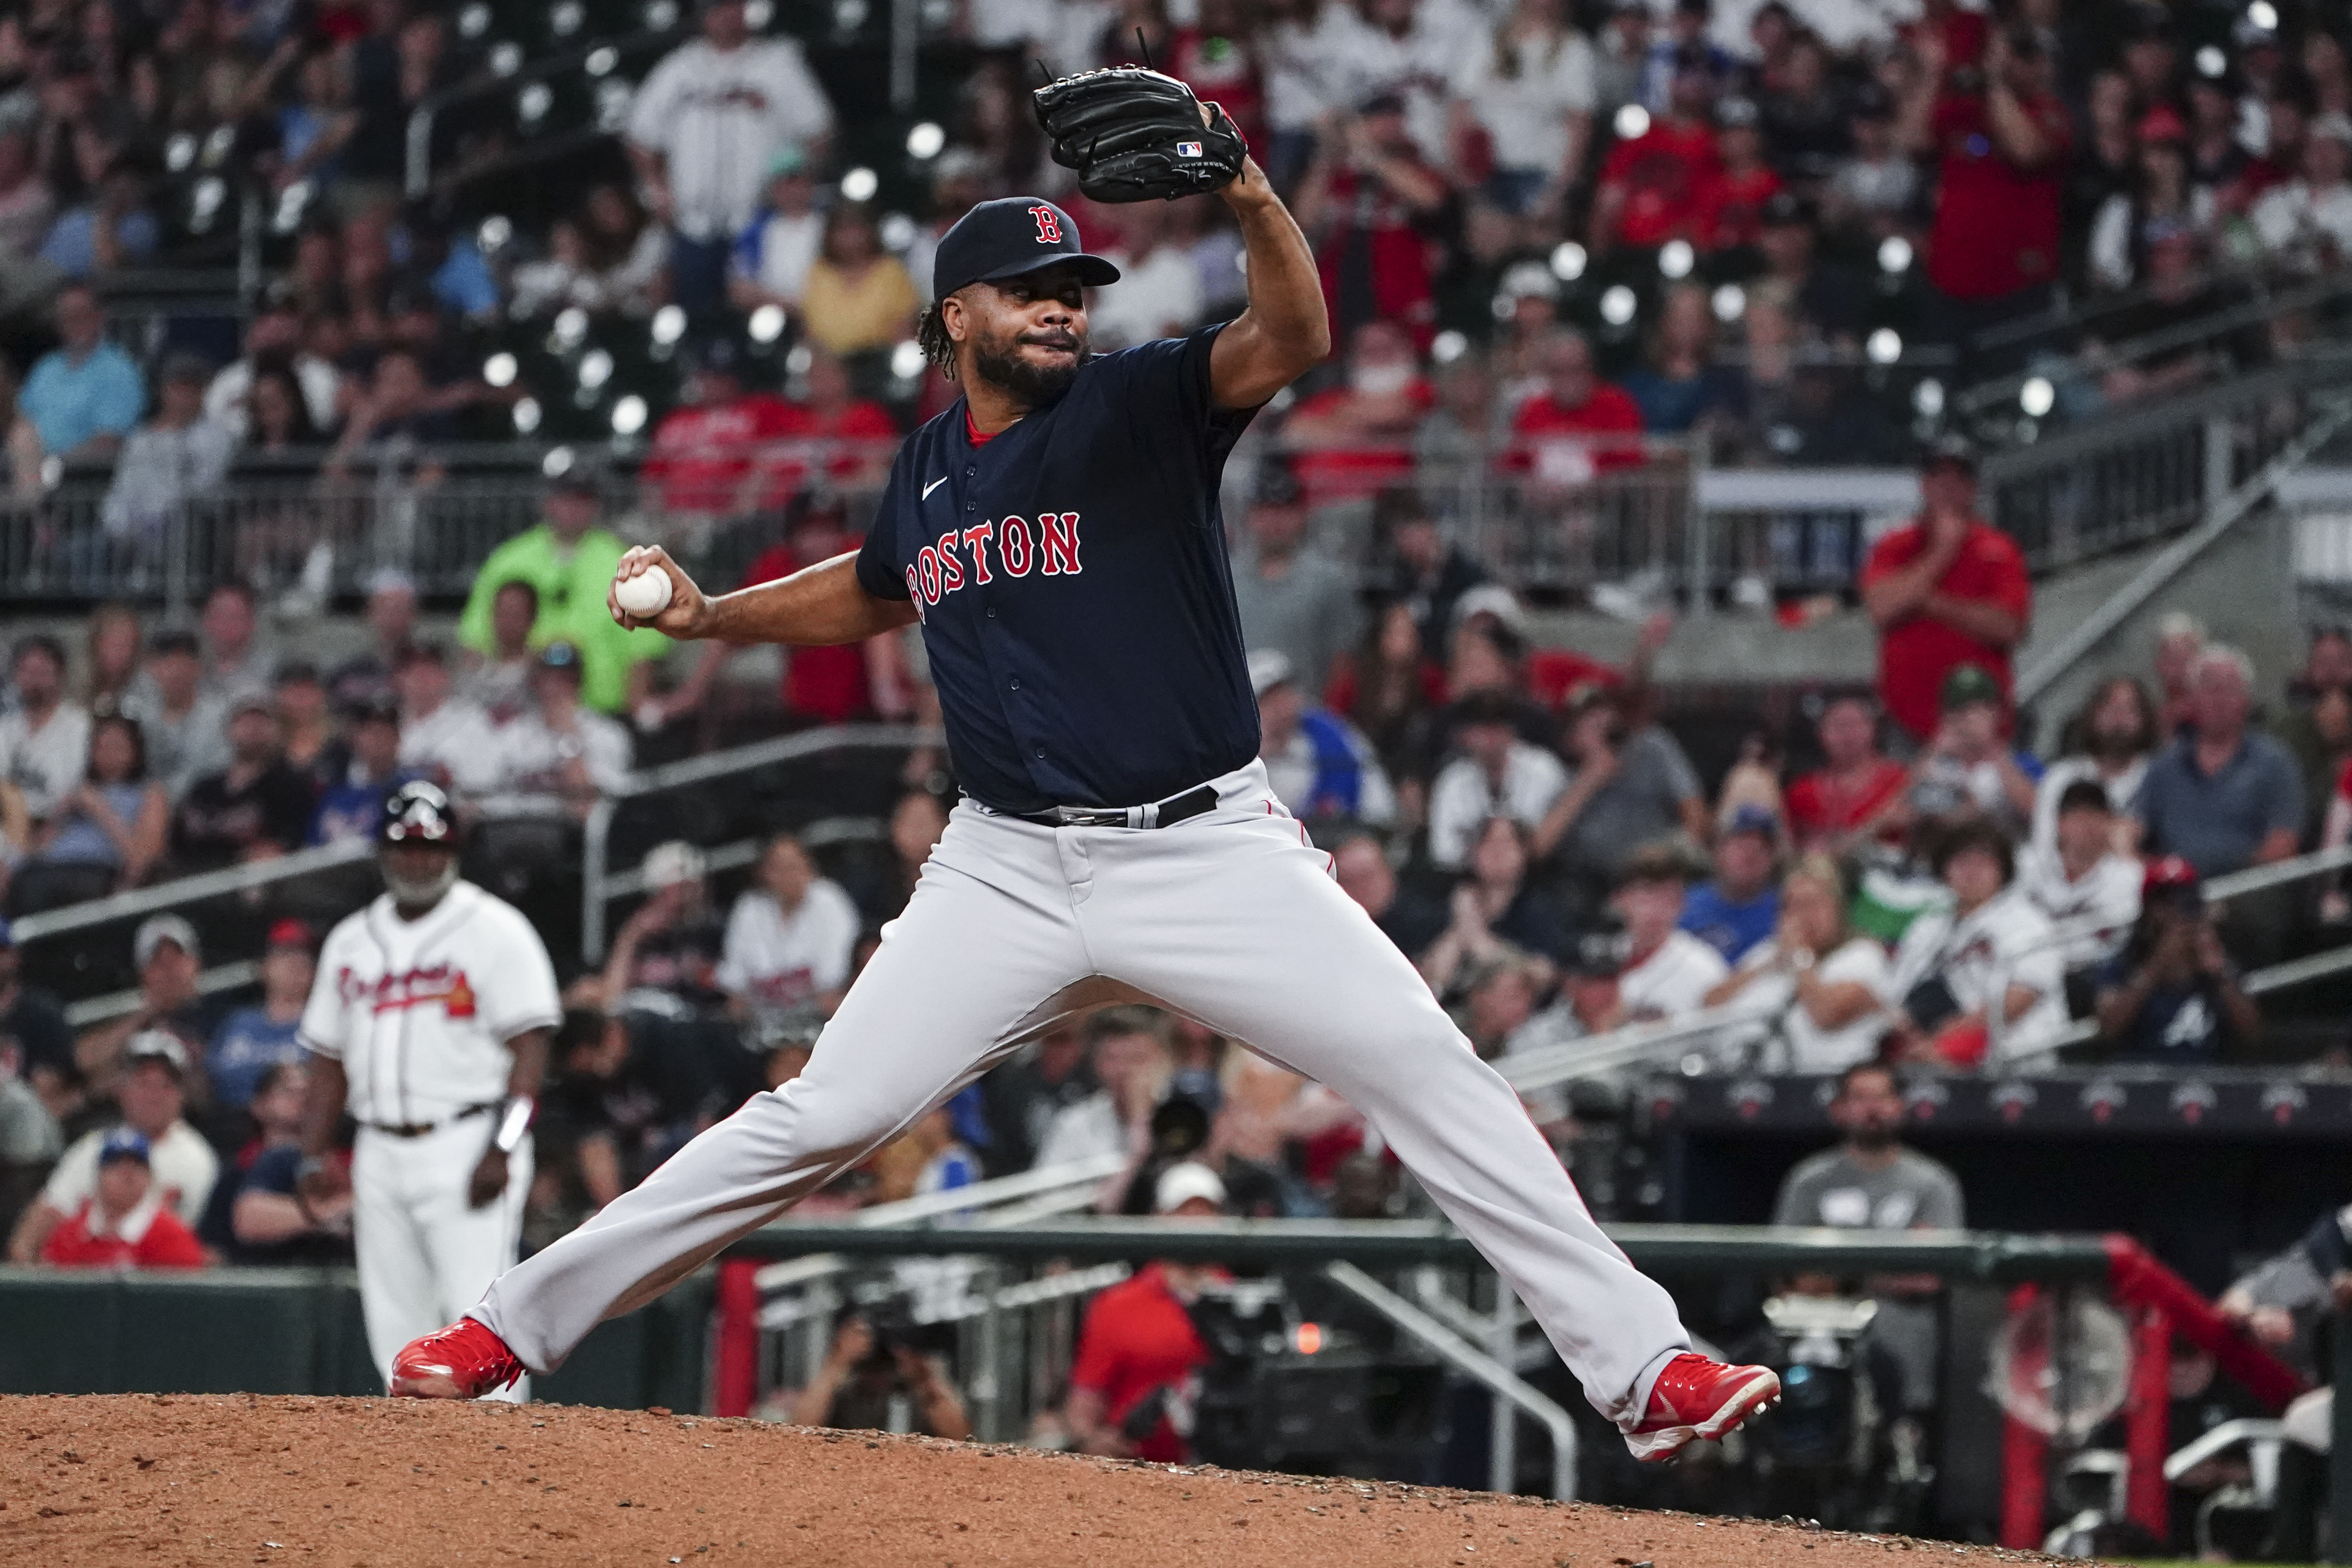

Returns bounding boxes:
[1092,323,1256,499]
[856,462,914,601]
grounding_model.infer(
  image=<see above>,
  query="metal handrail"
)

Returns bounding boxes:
[405,23,686,196]
[2011,395,2352,706]
[734,1215,2117,1281]
[597,815,886,901]
[1324,1259,1579,1500]
[8,840,373,945]
[1958,280,2352,416]
[1982,361,2331,486]
[64,959,259,1028]
[581,723,943,958]
[1503,843,2352,1093]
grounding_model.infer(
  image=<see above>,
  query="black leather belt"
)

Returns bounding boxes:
[1013,783,1219,830]
[361,1101,500,1139]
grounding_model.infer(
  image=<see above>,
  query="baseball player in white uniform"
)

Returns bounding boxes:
[298,782,559,1400]
[389,177,1780,1462]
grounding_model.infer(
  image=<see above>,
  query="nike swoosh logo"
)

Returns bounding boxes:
[921,476,948,500]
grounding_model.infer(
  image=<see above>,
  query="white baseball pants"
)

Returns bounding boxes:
[475,761,1690,1423]
[355,1117,533,1402]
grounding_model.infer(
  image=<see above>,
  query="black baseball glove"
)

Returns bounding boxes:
[1032,66,1247,204]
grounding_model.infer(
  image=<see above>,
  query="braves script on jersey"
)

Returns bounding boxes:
[854,326,1260,815]
[301,881,561,1127]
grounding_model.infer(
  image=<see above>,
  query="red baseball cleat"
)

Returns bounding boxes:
[1624,1353,1781,1462]
[389,1316,526,1400]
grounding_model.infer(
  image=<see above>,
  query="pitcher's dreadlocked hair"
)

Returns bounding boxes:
[916,300,956,380]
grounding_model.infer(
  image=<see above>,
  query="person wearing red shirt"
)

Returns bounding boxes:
[39,1129,208,1270]
[1170,0,1265,156]
[657,492,909,729]
[1900,26,2072,357]
[1293,93,1448,350]
[1510,329,1647,484]
[637,339,799,518]
[1904,0,1987,78]
[1859,442,2032,744]
[1061,1162,1228,1461]
[1693,97,1783,252]
[1281,320,1434,506]
[750,344,900,509]
[1591,55,1721,253]
[1785,694,1911,851]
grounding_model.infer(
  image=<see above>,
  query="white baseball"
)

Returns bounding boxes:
[614,566,673,617]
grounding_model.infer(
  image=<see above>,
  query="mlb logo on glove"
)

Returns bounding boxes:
[1032,66,1247,202]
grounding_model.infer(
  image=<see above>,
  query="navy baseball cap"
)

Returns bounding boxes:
[98,1127,152,1167]
[932,198,1120,301]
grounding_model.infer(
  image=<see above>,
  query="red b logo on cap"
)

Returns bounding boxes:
[1029,204,1061,243]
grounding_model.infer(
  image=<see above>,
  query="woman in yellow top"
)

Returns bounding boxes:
[797,205,920,357]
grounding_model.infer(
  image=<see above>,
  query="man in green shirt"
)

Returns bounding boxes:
[458,470,668,715]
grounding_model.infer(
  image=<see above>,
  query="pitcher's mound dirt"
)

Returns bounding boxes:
[4,1394,2063,1568]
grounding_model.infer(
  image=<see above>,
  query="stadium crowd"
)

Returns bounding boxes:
[0,0,2326,532]
[0,426,2341,1278]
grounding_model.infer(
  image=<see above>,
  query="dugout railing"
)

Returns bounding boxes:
[716,1215,2323,1545]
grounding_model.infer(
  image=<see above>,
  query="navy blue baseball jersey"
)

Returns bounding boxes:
[856,324,1262,814]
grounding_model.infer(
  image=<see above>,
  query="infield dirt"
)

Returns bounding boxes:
[2,1394,2078,1568]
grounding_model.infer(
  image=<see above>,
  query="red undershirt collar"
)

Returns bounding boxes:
[964,407,996,446]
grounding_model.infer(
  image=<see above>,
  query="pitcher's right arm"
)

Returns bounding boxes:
[610,548,920,648]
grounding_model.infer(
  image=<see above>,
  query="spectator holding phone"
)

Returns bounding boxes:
[790,1313,972,1439]
[1062,1162,1228,1459]
[2093,858,2260,1062]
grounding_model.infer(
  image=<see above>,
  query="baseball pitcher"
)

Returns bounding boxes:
[389,70,1778,1460]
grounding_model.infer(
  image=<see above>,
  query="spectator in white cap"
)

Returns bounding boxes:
[8,1028,218,1263]
[601,839,727,1010]
[2252,112,2352,269]
[1060,1156,1227,1459]
[1153,1160,1228,1218]
[1251,649,1396,828]
[73,914,217,1098]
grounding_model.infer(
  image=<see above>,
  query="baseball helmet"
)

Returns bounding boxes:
[379,780,459,848]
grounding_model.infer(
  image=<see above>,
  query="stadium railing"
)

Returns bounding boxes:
[1957,269,2352,423]
[11,389,2328,617]
[723,1217,2125,1507]
[1492,843,2352,1092]
[1984,356,2352,580]
[579,721,943,958]
[405,18,684,200]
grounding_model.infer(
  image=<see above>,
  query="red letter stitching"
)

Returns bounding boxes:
[961,521,995,583]
[1038,512,1082,576]
[998,515,1034,576]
